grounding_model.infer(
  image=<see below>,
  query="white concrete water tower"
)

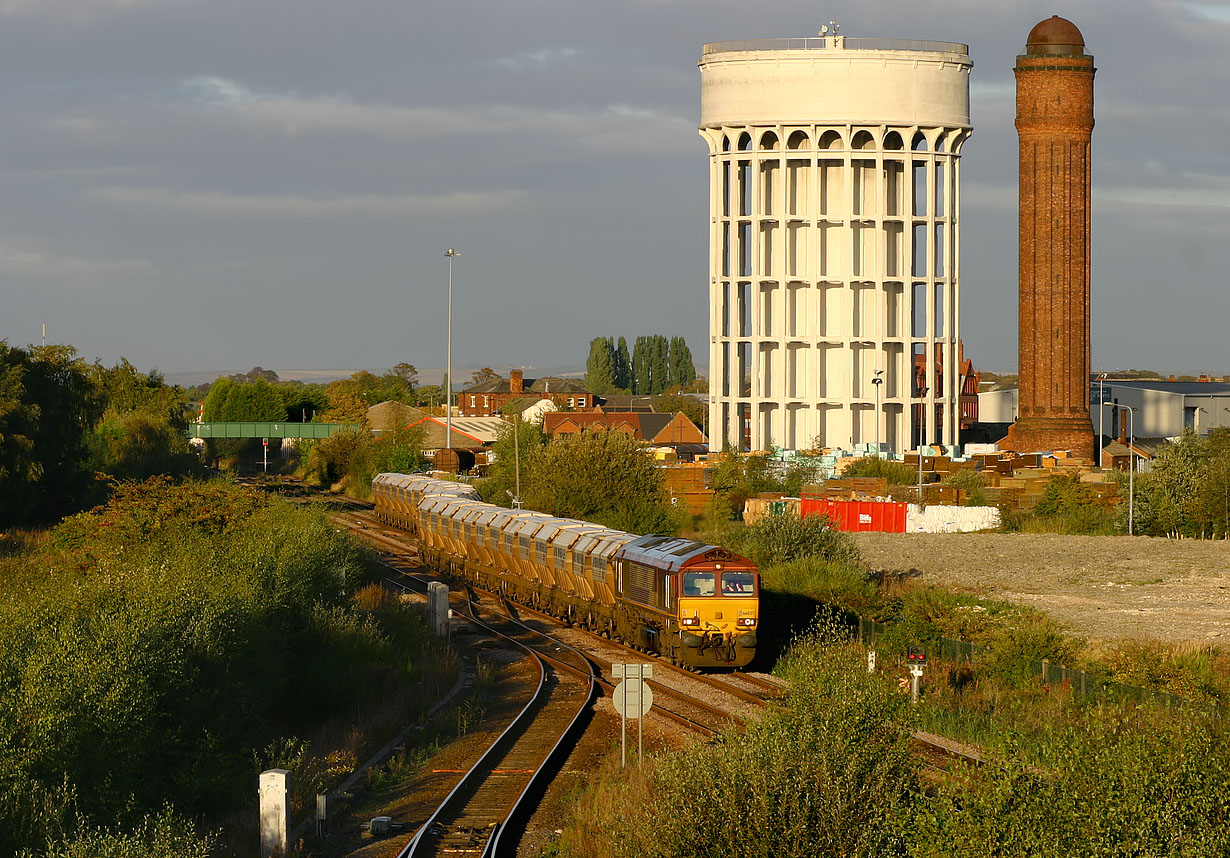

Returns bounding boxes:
[699,28,972,452]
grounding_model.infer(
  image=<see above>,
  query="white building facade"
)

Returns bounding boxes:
[700,34,972,452]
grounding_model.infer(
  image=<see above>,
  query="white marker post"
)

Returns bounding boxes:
[258,769,289,858]
[612,663,654,767]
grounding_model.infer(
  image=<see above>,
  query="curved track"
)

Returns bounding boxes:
[386,577,595,858]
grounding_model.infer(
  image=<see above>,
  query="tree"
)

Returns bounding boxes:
[0,343,104,524]
[1135,429,1230,537]
[477,421,546,506]
[614,337,631,391]
[470,367,500,385]
[668,336,696,389]
[631,337,649,395]
[522,431,681,534]
[230,366,279,383]
[389,362,419,387]
[586,337,617,394]
[652,392,706,431]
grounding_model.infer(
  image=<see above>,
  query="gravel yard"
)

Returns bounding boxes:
[849,532,1230,644]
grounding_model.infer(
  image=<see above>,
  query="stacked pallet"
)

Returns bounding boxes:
[661,463,714,515]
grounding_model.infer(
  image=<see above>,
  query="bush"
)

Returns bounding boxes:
[911,707,1230,857]
[733,512,861,568]
[841,456,920,486]
[560,627,919,858]
[0,480,412,854]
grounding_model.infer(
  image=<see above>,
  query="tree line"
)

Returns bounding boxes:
[0,342,202,526]
[586,335,695,395]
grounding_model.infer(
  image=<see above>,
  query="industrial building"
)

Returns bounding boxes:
[699,28,972,453]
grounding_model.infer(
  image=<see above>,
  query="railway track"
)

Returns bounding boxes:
[264,484,987,788]
[380,576,595,858]
[351,512,764,737]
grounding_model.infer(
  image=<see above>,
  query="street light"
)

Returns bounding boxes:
[871,370,884,457]
[1096,370,1107,467]
[444,248,461,451]
[1103,402,1135,535]
[917,385,929,505]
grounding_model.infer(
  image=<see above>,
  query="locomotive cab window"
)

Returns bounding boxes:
[682,571,716,597]
[721,571,755,595]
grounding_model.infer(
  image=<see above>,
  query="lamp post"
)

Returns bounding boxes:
[917,385,929,505]
[444,248,461,451]
[1104,402,1135,535]
[1096,370,1107,467]
[871,370,884,457]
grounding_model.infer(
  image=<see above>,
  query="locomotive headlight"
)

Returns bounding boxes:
[738,617,756,627]
[680,616,700,627]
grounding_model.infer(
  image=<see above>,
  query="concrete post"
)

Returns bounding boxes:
[259,768,289,858]
[428,581,449,637]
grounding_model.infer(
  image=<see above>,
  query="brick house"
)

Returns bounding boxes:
[456,369,594,417]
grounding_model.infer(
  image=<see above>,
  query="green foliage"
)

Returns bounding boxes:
[476,421,546,506]
[614,337,631,391]
[941,468,988,505]
[200,376,286,422]
[0,343,106,525]
[707,450,785,520]
[19,810,215,858]
[840,456,920,486]
[732,511,861,568]
[758,555,877,612]
[1134,428,1230,537]
[304,426,425,495]
[583,631,917,858]
[585,337,618,395]
[911,708,1230,857]
[521,431,682,534]
[781,455,827,497]
[621,334,694,395]
[650,393,706,432]
[1016,473,1118,535]
[667,336,696,389]
[0,480,428,854]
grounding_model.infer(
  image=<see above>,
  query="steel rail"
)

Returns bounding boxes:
[386,579,596,858]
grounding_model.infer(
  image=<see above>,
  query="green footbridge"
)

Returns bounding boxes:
[188,422,361,439]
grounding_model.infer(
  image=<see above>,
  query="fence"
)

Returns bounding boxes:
[855,617,1221,715]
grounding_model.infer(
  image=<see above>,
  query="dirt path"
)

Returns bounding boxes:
[849,532,1230,643]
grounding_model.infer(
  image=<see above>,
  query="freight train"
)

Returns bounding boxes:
[371,472,759,668]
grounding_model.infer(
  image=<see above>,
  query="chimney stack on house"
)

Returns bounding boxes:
[510,369,524,394]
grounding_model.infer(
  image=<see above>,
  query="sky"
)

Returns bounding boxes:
[1,0,1229,378]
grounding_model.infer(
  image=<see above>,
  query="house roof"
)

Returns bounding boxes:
[407,415,507,449]
[461,375,591,395]
[367,400,430,432]
[542,410,705,445]
[596,394,656,412]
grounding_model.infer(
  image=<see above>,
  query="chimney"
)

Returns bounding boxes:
[510,369,523,394]
[1118,414,1127,445]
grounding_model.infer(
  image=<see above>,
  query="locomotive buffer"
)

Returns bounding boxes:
[612,663,654,767]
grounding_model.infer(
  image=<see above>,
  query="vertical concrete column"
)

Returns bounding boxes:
[259,768,289,858]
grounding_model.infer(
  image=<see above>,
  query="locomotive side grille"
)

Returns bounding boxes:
[623,560,655,603]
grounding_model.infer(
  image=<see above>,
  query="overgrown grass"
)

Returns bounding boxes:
[0,479,450,857]
[546,629,1230,858]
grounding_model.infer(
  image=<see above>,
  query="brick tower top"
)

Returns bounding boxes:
[1025,15,1086,56]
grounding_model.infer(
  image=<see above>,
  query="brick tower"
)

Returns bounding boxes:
[1002,16,1095,459]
